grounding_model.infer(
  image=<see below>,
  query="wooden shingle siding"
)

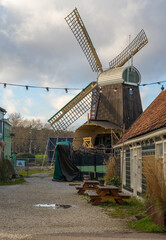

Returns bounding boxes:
[96,84,123,126]
[96,83,142,130]
[122,85,142,130]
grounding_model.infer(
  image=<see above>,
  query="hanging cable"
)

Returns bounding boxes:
[0,80,165,92]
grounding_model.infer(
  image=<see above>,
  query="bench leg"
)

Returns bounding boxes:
[92,198,102,205]
[77,189,85,195]
[115,198,124,205]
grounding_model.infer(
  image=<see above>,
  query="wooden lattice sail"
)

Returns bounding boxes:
[48,8,148,133]
[48,82,99,132]
[109,29,148,69]
[65,8,103,73]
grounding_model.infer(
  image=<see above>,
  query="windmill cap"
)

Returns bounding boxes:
[97,66,141,87]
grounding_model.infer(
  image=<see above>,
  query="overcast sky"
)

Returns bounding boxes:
[0,0,166,129]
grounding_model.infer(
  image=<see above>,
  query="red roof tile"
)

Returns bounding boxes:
[117,90,166,144]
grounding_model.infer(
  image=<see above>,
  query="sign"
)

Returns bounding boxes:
[16,160,25,167]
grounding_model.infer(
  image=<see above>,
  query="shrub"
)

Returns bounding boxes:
[0,159,15,182]
[129,216,166,233]
[107,176,121,187]
[143,155,166,213]
[105,156,119,183]
[16,153,35,159]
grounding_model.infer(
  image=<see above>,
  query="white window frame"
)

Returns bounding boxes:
[120,149,126,186]
[130,146,142,195]
[155,140,164,159]
[155,140,166,181]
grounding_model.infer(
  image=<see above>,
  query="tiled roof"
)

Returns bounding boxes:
[117,90,166,144]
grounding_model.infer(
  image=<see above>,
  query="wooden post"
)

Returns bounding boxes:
[87,113,90,123]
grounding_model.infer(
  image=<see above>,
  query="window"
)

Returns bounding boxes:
[164,142,166,162]
[156,142,163,158]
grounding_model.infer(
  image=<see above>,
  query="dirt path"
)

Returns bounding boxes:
[0,175,165,240]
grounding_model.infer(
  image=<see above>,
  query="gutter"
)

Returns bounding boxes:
[114,127,166,148]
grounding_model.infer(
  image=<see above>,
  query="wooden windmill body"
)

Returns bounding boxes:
[48,8,148,151]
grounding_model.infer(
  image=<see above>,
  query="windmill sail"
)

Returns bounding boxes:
[65,8,103,73]
[48,10,148,134]
[109,29,148,69]
[48,82,99,132]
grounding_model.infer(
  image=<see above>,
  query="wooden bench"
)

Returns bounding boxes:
[75,180,99,195]
[87,191,102,205]
[88,185,131,205]
[76,185,84,194]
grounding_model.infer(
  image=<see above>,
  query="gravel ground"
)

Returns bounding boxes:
[0,175,166,240]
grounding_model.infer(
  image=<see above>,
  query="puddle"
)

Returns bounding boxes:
[34,204,76,209]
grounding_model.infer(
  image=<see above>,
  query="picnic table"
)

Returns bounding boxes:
[76,180,99,194]
[88,185,130,205]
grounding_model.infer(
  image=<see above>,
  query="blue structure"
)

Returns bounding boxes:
[47,137,73,162]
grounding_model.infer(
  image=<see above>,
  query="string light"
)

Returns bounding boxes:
[0,82,82,91]
[99,87,102,93]
[65,88,68,93]
[114,88,117,92]
[139,80,166,86]
[0,80,165,92]
[161,85,164,91]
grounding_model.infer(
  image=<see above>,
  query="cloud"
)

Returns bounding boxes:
[21,107,30,115]
[140,85,162,111]
[0,0,166,128]
[22,115,47,123]
[43,90,80,112]
[1,89,19,114]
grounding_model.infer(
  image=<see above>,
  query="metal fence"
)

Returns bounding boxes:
[16,158,48,177]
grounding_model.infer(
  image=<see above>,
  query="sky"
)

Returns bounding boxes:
[0,0,166,130]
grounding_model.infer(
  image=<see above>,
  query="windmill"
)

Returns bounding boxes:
[48,8,148,149]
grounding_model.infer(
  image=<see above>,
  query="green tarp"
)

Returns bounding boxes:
[53,141,79,181]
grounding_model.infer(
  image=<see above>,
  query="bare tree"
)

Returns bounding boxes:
[8,113,74,154]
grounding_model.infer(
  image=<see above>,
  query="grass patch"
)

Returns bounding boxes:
[129,217,166,233]
[0,177,26,185]
[100,197,146,218]
[99,197,166,233]
[17,168,54,177]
